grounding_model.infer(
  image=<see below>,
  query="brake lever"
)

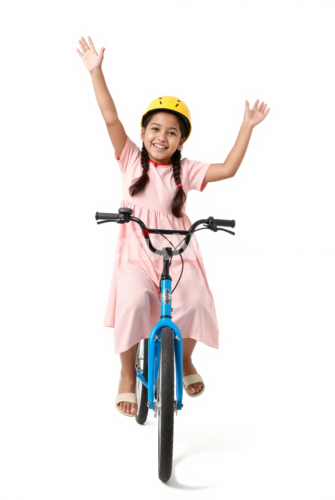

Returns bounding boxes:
[217,228,235,236]
[97,220,114,225]
[203,223,218,232]
[203,223,235,236]
[96,217,128,225]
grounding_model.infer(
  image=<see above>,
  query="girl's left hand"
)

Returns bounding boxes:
[244,99,270,128]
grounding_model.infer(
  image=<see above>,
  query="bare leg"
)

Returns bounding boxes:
[117,337,203,415]
[182,338,203,395]
[117,342,139,415]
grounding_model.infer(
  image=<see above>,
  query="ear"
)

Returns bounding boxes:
[178,137,186,150]
[140,127,145,142]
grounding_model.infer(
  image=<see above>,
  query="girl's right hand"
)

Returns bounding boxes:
[76,36,105,74]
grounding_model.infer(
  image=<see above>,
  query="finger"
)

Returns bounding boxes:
[76,48,83,58]
[78,38,87,53]
[87,36,96,51]
[258,101,265,112]
[252,99,260,110]
[80,36,90,51]
[262,103,268,114]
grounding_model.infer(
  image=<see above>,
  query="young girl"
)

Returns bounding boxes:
[77,36,270,417]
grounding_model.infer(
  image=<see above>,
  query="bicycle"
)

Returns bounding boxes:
[95,207,236,482]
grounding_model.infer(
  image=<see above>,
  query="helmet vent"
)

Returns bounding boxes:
[160,101,162,104]
[175,104,179,108]
[177,100,181,102]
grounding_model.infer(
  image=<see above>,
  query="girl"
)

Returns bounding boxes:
[76,36,270,417]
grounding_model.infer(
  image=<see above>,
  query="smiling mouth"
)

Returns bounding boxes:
[153,143,168,150]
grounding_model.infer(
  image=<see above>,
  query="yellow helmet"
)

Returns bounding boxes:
[140,96,192,141]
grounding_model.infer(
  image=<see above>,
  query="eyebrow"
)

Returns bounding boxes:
[150,122,179,132]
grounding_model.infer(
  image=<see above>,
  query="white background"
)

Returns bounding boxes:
[1,0,335,498]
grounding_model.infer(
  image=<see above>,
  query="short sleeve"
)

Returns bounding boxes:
[115,135,141,173]
[184,158,211,192]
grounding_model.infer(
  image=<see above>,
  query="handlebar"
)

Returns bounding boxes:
[213,218,235,228]
[95,208,235,257]
[96,212,120,220]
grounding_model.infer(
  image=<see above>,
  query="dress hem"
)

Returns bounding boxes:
[103,324,219,354]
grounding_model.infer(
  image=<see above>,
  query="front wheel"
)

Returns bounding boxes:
[157,327,175,482]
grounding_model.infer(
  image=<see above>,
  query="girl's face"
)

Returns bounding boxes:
[141,112,186,164]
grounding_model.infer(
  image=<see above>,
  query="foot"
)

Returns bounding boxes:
[183,359,203,395]
[118,372,138,415]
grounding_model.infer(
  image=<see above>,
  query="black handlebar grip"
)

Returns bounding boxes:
[95,212,120,221]
[213,219,235,228]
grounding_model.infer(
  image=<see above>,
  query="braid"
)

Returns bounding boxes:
[128,140,187,219]
[128,142,150,196]
[171,149,187,218]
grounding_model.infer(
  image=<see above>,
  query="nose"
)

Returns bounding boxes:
[156,130,168,142]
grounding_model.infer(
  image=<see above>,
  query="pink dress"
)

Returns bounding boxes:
[103,135,220,354]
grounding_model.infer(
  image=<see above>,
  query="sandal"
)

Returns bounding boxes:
[183,374,205,398]
[115,377,137,417]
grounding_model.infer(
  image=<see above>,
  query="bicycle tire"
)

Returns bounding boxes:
[135,338,149,425]
[157,327,175,482]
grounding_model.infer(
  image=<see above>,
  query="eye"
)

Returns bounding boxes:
[151,127,176,135]
[152,127,159,131]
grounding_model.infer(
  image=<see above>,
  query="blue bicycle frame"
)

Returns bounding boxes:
[135,277,183,411]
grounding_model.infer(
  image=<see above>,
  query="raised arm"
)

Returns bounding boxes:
[76,36,127,159]
[203,99,270,182]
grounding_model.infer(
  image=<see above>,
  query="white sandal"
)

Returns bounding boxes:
[183,374,205,398]
[115,377,137,417]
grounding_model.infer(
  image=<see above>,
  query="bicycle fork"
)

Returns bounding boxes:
[146,248,183,411]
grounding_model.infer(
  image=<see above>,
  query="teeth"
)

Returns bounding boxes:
[153,144,166,149]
